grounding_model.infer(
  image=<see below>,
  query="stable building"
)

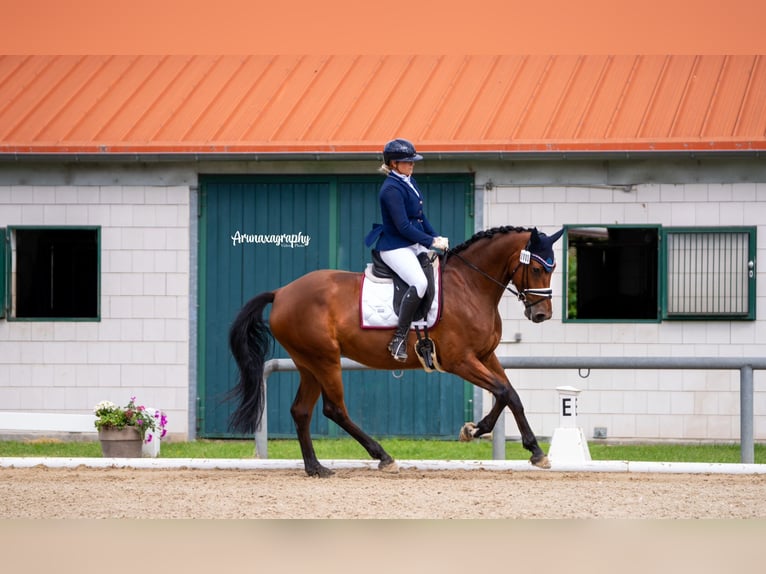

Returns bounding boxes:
[1,55,765,444]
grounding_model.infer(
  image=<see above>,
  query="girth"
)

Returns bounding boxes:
[370,250,436,322]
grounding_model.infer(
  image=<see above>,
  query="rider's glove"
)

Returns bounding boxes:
[431,236,450,252]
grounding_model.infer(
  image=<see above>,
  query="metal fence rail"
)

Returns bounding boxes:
[256,356,765,464]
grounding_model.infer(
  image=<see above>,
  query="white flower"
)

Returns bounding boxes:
[93,400,116,413]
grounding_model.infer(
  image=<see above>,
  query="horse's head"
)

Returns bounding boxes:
[513,227,564,323]
[446,226,565,323]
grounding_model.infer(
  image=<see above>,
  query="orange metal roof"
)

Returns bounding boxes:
[1,55,765,156]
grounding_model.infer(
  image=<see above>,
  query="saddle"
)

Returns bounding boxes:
[366,250,444,373]
[369,250,437,322]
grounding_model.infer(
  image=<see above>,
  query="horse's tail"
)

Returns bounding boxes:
[228,291,275,434]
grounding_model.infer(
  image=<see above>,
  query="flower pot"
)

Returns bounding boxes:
[98,427,143,458]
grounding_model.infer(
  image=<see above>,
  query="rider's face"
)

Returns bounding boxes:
[393,161,415,176]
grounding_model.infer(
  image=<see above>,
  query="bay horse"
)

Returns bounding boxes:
[229,226,564,477]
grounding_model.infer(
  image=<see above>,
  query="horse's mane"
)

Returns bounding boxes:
[448,226,532,256]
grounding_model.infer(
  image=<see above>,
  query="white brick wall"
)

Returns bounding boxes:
[0,184,190,437]
[481,183,766,443]
[3,177,764,444]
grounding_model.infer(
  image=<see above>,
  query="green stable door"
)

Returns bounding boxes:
[198,174,474,439]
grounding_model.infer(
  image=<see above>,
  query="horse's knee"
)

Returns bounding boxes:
[499,385,524,413]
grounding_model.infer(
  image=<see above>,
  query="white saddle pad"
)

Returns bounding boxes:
[360,259,441,329]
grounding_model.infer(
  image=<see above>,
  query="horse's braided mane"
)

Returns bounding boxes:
[448,226,532,256]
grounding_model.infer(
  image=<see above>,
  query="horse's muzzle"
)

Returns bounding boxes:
[524,300,552,323]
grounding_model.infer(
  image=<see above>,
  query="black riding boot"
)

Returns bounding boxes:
[388,286,422,362]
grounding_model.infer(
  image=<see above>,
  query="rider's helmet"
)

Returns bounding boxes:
[383,139,423,164]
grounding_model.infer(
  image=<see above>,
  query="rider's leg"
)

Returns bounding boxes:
[388,286,422,361]
[379,246,428,361]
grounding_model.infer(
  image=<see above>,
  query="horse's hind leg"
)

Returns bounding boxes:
[318,365,398,473]
[322,395,398,473]
[291,370,333,478]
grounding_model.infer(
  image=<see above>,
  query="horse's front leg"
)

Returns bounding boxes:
[454,354,550,469]
[459,396,504,441]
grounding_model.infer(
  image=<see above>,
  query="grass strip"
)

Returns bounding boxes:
[0,438,763,464]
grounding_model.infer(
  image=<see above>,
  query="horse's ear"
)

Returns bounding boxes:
[530,227,540,243]
[550,228,564,244]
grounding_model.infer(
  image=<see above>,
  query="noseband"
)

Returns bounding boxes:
[509,255,554,308]
[446,245,554,309]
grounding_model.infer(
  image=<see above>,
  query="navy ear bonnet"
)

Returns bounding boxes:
[526,228,564,272]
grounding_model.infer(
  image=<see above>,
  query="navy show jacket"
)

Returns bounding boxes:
[365,172,437,251]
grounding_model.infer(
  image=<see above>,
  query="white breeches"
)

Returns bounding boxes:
[379,244,430,298]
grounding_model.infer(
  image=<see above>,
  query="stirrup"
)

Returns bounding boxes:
[414,328,446,373]
[388,334,408,362]
[414,337,436,372]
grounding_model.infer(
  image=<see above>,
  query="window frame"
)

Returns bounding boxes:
[6,225,101,322]
[562,224,756,323]
[660,226,757,321]
[562,224,661,324]
[0,227,6,319]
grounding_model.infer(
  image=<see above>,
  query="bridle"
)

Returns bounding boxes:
[446,245,554,309]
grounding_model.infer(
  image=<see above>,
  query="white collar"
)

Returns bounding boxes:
[390,170,410,184]
[390,170,420,197]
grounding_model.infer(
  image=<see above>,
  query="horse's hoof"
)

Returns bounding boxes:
[306,465,335,478]
[459,422,477,442]
[530,454,551,469]
[379,459,399,474]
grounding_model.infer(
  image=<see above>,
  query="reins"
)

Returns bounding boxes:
[444,247,553,309]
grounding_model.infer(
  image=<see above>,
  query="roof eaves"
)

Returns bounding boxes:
[2,137,766,163]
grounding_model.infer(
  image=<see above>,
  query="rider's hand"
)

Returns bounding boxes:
[431,236,449,252]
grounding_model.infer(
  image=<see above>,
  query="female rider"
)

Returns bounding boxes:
[365,138,449,361]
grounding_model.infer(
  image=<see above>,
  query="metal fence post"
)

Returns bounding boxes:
[492,403,505,460]
[741,365,754,464]
[255,391,268,459]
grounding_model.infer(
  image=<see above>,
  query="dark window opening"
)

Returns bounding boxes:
[567,226,659,320]
[15,228,99,319]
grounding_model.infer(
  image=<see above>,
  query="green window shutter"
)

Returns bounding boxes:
[662,227,756,320]
[0,228,6,319]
